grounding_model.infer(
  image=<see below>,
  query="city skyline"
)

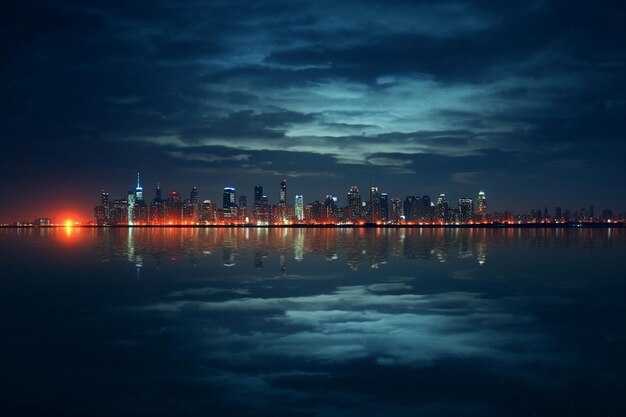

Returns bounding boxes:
[5,173,622,226]
[0,172,626,225]
[91,175,622,225]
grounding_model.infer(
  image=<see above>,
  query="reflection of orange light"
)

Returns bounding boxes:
[59,219,84,243]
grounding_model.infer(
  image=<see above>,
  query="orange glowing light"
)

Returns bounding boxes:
[65,219,74,227]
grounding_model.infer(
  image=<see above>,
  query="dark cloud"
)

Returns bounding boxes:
[180,110,316,141]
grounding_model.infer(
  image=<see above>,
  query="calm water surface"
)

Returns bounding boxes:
[1,227,625,416]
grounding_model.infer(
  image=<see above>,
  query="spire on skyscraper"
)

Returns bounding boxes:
[135,172,143,202]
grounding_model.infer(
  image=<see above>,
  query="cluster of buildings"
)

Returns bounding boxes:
[93,174,493,226]
[2,172,622,226]
[88,174,622,226]
[3,174,621,227]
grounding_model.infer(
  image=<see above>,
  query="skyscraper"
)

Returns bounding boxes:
[390,198,402,223]
[167,191,181,222]
[253,185,264,222]
[201,200,215,223]
[254,186,263,203]
[150,186,165,224]
[421,195,432,222]
[223,187,236,208]
[223,187,236,219]
[190,187,199,205]
[155,182,162,201]
[135,173,143,201]
[276,180,288,223]
[476,190,487,221]
[324,195,338,222]
[239,195,248,221]
[436,193,449,223]
[380,192,389,222]
[134,173,148,223]
[369,186,381,222]
[94,205,104,225]
[190,186,200,222]
[403,196,415,221]
[347,185,361,222]
[101,190,110,223]
[458,197,473,223]
[279,179,287,204]
[295,194,304,221]
[112,198,128,224]
[256,195,269,224]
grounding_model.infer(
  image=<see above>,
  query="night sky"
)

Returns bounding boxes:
[2,0,625,221]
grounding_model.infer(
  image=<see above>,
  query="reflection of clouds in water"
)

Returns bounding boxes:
[366,283,412,292]
[168,287,251,297]
[134,283,564,416]
[141,285,555,367]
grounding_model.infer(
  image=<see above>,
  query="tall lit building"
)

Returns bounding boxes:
[167,191,181,222]
[201,200,215,223]
[190,186,199,205]
[190,186,200,222]
[279,179,287,204]
[135,173,143,201]
[223,187,236,208]
[324,195,338,222]
[254,186,263,203]
[150,185,165,225]
[133,173,148,223]
[476,190,487,221]
[421,195,432,222]
[390,198,402,223]
[112,199,128,224]
[254,185,263,222]
[239,195,248,221]
[403,196,415,221]
[256,195,269,224]
[458,197,473,223]
[295,194,304,221]
[94,206,104,224]
[276,179,288,223]
[380,192,389,222]
[411,196,422,220]
[155,181,162,201]
[347,185,361,222]
[369,186,381,222]
[101,190,110,223]
[436,193,449,223]
[223,187,237,219]
[555,207,563,222]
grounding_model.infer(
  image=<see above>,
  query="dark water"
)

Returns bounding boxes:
[1,227,625,416]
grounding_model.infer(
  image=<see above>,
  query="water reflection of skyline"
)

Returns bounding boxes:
[2,226,625,417]
[5,227,622,273]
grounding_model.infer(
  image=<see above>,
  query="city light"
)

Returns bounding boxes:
[4,175,624,227]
